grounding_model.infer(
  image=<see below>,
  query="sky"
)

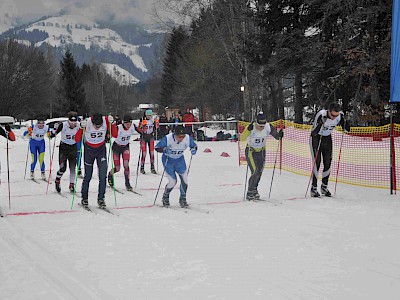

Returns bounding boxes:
[1,0,164,27]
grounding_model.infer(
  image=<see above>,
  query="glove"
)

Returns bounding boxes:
[108,115,114,123]
[344,122,351,133]
[4,124,11,133]
[190,146,197,155]
[247,122,254,131]
[80,119,87,128]
[278,130,284,139]
[105,134,110,143]
[320,115,328,124]
[116,117,122,125]
[163,147,172,155]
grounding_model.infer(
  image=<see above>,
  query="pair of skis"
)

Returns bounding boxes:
[158,204,210,214]
[107,185,142,196]
[78,203,116,215]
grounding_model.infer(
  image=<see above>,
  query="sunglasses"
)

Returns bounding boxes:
[329,111,339,118]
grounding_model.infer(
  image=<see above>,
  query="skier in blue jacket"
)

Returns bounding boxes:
[155,125,197,208]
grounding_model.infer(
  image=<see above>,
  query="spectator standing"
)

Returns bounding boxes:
[183,108,196,137]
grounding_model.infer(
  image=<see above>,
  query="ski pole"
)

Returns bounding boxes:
[243,164,249,201]
[155,130,158,172]
[6,136,11,209]
[305,135,323,198]
[23,141,30,180]
[134,144,142,190]
[268,138,281,199]
[243,127,253,201]
[187,154,193,175]
[154,155,169,205]
[46,135,57,194]
[108,117,117,207]
[334,132,345,196]
[71,126,85,209]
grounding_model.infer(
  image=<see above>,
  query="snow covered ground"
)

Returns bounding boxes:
[1,132,400,299]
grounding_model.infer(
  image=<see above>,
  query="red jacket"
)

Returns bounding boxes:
[183,113,195,126]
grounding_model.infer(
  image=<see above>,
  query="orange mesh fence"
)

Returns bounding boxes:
[238,120,399,190]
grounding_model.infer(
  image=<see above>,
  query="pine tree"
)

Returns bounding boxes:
[59,49,88,114]
[160,26,188,108]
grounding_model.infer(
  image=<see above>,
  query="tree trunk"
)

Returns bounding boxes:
[294,71,303,123]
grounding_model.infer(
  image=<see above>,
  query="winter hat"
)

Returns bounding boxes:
[174,125,185,135]
[145,109,153,116]
[37,117,45,124]
[123,114,132,123]
[68,111,78,122]
[92,113,103,126]
[256,113,267,125]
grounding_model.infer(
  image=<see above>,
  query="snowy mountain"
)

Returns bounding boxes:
[0,14,165,82]
[102,63,140,85]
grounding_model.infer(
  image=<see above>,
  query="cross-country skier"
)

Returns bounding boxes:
[310,102,350,197]
[24,117,50,180]
[107,114,138,191]
[79,113,113,209]
[135,109,159,174]
[155,125,198,208]
[240,113,284,201]
[50,112,82,193]
[0,123,16,186]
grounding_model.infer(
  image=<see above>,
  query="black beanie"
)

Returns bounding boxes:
[174,125,185,135]
[256,113,267,125]
[123,114,132,123]
[92,113,103,126]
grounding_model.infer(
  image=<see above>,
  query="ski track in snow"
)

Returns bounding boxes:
[1,132,400,299]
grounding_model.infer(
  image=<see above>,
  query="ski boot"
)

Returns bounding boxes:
[55,179,61,193]
[107,173,114,187]
[151,165,157,174]
[140,167,145,174]
[246,190,256,201]
[321,184,331,197]
[125,181,133,191]
[179,196,189,208]
[253,191,260,200]
[41,172,46,180]
[162,193,170,207]
[310,186,320,197]
[69,183,75,193]
[81,198,89,208]
[97,199,106,209]
[30,171,35,179]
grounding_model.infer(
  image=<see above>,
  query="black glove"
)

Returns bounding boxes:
[155,147,164,153]
[105,134,110,143]
[247,122,254,131]
[4,124,11,133]
[344,122,351,133]
[278,130,284,139]
[320,115,328,124]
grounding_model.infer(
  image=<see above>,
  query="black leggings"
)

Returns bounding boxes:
[245,147,266,193]
[310,135,332,187]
